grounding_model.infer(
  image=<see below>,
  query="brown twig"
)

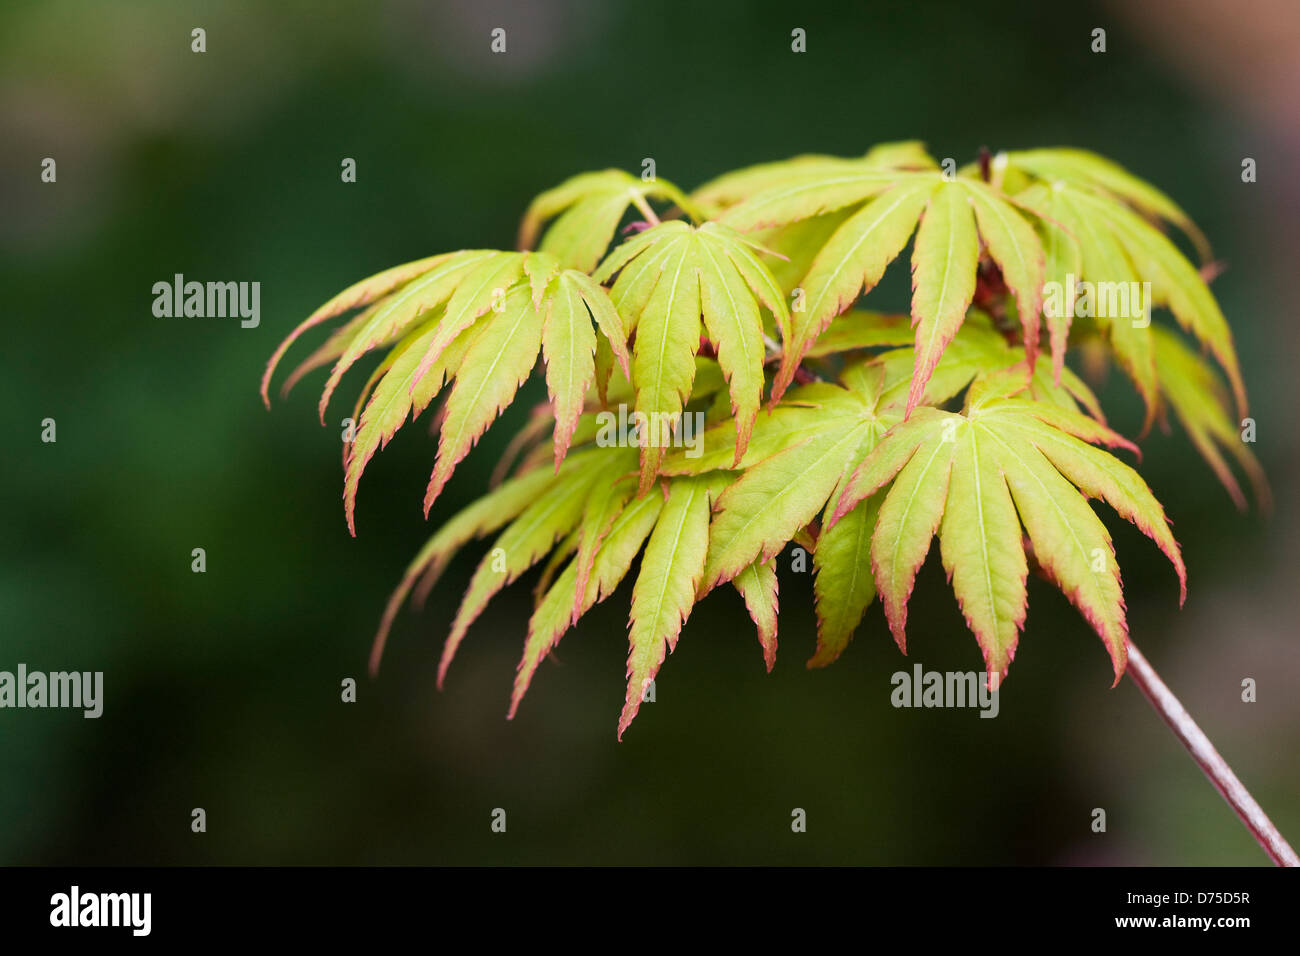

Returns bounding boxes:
[1124,639,1299,866]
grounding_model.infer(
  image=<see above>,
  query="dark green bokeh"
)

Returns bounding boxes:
[2,0,1296,864]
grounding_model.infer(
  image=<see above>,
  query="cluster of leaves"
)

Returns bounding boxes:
[264,144,1262,738]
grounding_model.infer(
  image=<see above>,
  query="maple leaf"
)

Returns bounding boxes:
[518,169,702,272]
[593,220,789,490]
[1010,171,1245,423]
[263,249,630,532]
[720,163,1046,413]
[1152,326,1269,511]
[690,140,938,218]
[375,443,770,739]
[999,148,1212,261]
[261,251,485,411]
[831,383,1186,682]
[689,315,1065,667]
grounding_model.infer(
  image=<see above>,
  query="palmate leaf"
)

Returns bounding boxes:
[690,140,939,218]
[792,180,939,386]
[1152,326,1269,511]
[906,182,985,414]
[260,253,454,407]
[381,445,775,738]
[436,447,635,687]
[1012,179,1246,421]
[518,169,701,272]
[620,473,720,736]
[342,313,476,536]
[724,171,1045,413]
[369,409,795,737]
[685,370,894,665]
[367,460,561,675]
[831,389,1186,682]
[999,148,1212,262]
[687,317,1065,666]
[713,143,942,231]
[593,220,789,490]
[265,249,631,532]
[746,211,857,295]
[692,154,846,218]
[700,380,888,595]
[811,490,882,667]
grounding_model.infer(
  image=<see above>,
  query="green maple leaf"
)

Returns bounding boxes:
[373,442,771,738]
[593,220,789,490]
[435,447,636,687]
[518,169,701,272]
[691,315,1061,666]
[263,249,630,532]
[1152,326,1269,511]
[831,382,1186,681]
[1010,174,1245,424]
[720,163,1046,414]
[690,140,938,218]
[998,148,1212,261]
[619,473,722,736]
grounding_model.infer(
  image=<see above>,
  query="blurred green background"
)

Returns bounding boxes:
[2,0,1297,865]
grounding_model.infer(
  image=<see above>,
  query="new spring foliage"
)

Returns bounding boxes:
[264,143,1261,738]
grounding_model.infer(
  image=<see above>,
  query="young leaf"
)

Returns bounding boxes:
[316,251,497,422]
[721,168,918,233]
[848,410,953,652]
[343,318,440,535]
[964,179,1044,370]
[621,475,715,738]
[691,155,859,215]
[438,451,609,685]
[510,487,666,719]
[1004,148,1211,261]
[630,233,701,491]
[692,142,936,218]
[519,169,700,272]
[261,253,452,407]
[410,251,527,387]
[1069,187,1246,416]
[368,462,560,675]
[703,384,890,590]
[568,463,638,621]
[423,284,547,513]
[810,491,882,667]
[694,226,773,461]
[907,181,981,415]
[1025,186,1159,425]
[1152,327,1269,512]
[778,180,937,399]
[834,397,1185,682]
[732,558,779,671]
[1020,183,1083,382]
[595,221,786,487]
[541,273,599,467]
